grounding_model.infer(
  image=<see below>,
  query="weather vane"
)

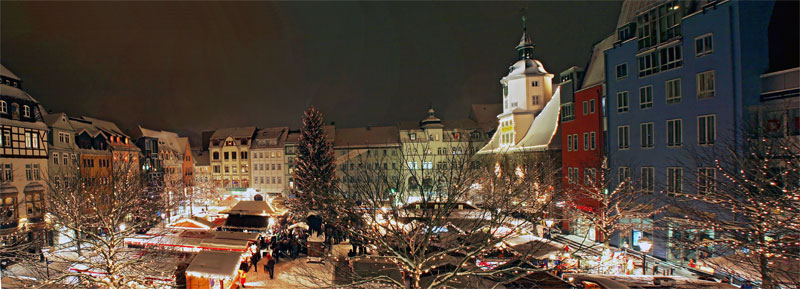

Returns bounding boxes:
[521,7,528,31]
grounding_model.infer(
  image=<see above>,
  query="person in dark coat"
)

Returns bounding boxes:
[265,253,276,279]
[251,254,259,272]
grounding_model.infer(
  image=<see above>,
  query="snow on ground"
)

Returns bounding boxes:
[242,244,352,288]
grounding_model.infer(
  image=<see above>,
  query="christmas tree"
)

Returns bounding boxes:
[292,106,337,224]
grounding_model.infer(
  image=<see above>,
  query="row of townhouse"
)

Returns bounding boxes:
[1,64,143,250]
[198,105,499,198]
[558,0,798,263]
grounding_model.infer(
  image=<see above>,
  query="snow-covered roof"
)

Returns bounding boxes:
[221,200,286,216]
[334,126,400,148]
[1,64,20,80]
[209,126,256,140]
[478,87,561,154]
[507,59,548,77]
[0,82,38,103]
[581,33,617,90]
[186,251,243,279]
[252,127,288,149]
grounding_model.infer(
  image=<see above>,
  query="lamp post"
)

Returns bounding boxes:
[638,237,652,275]
[545,219,554,239]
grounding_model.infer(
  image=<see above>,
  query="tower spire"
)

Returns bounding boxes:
[516,9,535,60]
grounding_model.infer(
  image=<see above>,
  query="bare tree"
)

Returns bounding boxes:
[672,129,800,288]
[15,158,175,288]
[564,158,665,248]
[298,139,570,289]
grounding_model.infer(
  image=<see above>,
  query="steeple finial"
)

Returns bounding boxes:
[516,8,534,60]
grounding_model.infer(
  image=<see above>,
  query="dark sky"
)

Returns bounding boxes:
[1,1,622,137]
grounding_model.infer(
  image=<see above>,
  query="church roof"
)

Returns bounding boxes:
[478,87,562,154]
[0,64,20,81]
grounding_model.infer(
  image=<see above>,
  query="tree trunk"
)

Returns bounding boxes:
[760,252,773,289]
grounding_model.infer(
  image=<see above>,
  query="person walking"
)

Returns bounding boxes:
[265,253,276,279]
[240,270,247,288]
[251,253,259,272]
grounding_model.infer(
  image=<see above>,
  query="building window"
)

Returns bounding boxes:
[640,122,654,148]
[31,132,39,149]
[667,167,683,194]
[660,45,682,71]
[572,134,579,151]
[696,70,715,99]
[241,151,248,159]
[590,132,596,150]
[0,101,6,114]
[695,34,713,56]
[213,165,220,173]
[667,119,682,147]
[616,63,628,79]
[567,135,573,152]
[698,114,716,145]
[2,164,11,181]
[71,154,77,165]
[224,166,230,173]
[532,81,539,87]
[213,152,219,160]
[25,164,32,181]
[409,133,416,140]
[584,168,596,185]
[25,132,32,148]
[618,167,631,185]
[0,130,8,147]
[62,154,68,165]
[666,78,681,104]
[23,105,31,118]
[638,51,659,77]
[641,167,655,192]
[533,95,540,105]
[617,126,630,149]
[636,0,682,50]
[589,99,595,114]
[561,103,575,122]
[639,86,653,109]
[231,152,237,160]
[583,132,589,151]
[223,152,229,160]
[53,153,59,165]
[697,167,716,195]
[617,91,629,113]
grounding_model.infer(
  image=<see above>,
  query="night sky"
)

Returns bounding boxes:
[2,1,622,138]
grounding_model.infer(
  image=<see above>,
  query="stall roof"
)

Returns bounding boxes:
[221,200,286,216]
[186,251,243,280]
[213,231,260,242]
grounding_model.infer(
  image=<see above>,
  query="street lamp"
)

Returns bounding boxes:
[544,219,554,239]
[638,237,652,275]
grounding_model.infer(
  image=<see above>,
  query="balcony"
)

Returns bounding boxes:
[761,68,800,101]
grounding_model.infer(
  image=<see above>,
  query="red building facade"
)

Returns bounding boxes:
[560,83,604,241]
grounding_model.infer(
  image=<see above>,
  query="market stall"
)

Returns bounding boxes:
[185,251,243,289]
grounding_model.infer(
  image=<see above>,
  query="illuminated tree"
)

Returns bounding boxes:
[673,130,800,288]
[295,140,569,289]
[565,158,664,248]
[292,106,337,223]
[13,159,174,288]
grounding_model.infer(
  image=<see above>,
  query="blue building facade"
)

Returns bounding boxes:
[604,0,776,262]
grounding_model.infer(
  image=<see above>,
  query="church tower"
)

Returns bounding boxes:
[497,16,554,148]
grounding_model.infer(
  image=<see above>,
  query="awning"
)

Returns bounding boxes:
[0,183,18,194]
[23,183,45,193]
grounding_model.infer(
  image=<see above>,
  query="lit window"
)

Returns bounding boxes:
[0,101,6,114]
[666,78,681,104]
[698,114,716,145]
[696,70,715,99]
[23,105,30,117]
